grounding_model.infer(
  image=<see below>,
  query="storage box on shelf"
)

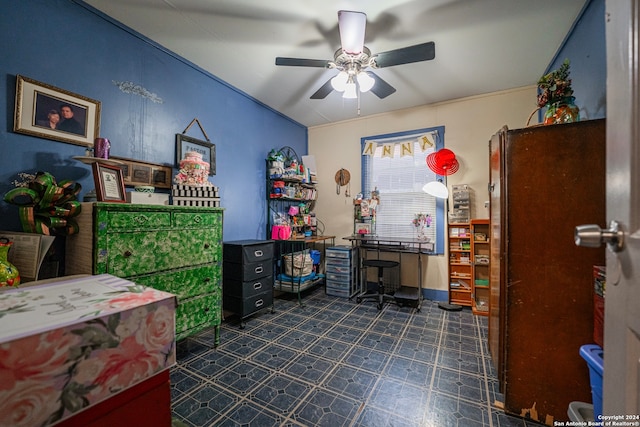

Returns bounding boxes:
[65,202,224,343]
[448,222,472,306]
[325,245,359,299]
[223,240,275,328]
[450,184,472,224]
[471,219,490,315]
[171,184,221,207]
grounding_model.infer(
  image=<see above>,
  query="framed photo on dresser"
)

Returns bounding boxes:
[92,163,126,203]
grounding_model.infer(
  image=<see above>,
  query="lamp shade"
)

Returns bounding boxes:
[357,71,375,92]
[342,81,357,98]
[422,181,449,199]
[331,71,348,91]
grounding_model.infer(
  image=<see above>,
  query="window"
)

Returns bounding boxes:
[361,126,445,254]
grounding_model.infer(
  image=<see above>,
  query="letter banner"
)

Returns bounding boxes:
[362,131,437,158]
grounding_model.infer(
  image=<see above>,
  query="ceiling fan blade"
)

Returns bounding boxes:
[373,41,435,68]
[310,78,334,99]
[368,72,396,99]
[275,57,331,68]
[338,10,366,55]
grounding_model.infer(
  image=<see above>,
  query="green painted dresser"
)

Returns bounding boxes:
[65,202,224,343]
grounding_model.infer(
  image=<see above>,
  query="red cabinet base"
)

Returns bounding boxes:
[58,370,171,427]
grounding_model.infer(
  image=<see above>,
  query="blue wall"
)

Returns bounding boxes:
[544,0,606,120]
[0,0,607,240]
[0,0,307,241]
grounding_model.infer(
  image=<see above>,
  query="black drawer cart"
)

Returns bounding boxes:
[223,239,275,328]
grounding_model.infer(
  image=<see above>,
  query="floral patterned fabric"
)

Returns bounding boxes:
[0,274,176,427]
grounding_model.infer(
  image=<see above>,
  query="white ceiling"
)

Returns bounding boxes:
[83,0,587,128]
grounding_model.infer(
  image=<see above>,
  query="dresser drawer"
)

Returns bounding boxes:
[326,257,353,268]
[105,211,172,230]
[326,246,355,259]
[224,290,272,319]
[223,275,272,298]
[223,240,274,263]
[223,259,272,281]
[173,211,221,229]
[134,264,220,299]
[326,264,353,274]
[101,229,220,276]
[176,293,221,340]
[326,271,353,284]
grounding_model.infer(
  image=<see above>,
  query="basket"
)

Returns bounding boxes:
[283,252,313,277]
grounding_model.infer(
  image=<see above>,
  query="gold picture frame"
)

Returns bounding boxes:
[14,75,101,147]
[92,163,126,203]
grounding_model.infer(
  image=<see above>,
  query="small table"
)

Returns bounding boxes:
[343,235,434,311]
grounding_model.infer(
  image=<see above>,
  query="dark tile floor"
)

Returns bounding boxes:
[170,287,542,427]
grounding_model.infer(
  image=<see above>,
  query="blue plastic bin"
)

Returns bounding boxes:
[310,249,321,265]
[580,344,603,420]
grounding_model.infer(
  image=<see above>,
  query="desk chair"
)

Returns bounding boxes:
[357,259,399,310]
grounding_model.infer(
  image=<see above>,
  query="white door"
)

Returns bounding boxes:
[603,0,640,415]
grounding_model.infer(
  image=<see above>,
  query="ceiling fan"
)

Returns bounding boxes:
[275,10,435,100]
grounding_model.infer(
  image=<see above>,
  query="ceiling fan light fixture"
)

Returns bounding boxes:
[331,71,348,92]
[357,71,375,92]
[338,10,366,55]
[342,80,357,99]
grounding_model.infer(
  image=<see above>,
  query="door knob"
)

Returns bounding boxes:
[574,220,624,252]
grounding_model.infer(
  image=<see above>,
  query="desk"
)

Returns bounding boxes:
[343,235,434,310]
[274,235,335,305]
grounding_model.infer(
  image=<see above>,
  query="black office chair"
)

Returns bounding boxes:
[357,259,399,310]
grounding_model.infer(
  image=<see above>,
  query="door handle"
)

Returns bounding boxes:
[574,220,625,252]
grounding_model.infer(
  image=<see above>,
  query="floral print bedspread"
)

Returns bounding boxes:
[0,274,176,427]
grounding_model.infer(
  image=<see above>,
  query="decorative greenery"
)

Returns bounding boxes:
[537,58,574,107]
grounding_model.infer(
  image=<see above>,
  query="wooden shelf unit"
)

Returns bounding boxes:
[471,219,490,315]
[448,222,472,306]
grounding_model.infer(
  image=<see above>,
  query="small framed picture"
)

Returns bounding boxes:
[110,156,173,189]
[355,222,372,235]
[131,164,152,185]
[92,163,127,203]
[14,75,101,147]
[176,134,215,175]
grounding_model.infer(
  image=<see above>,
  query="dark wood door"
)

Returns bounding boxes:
[489,120,606,423]
[488,127,506,387]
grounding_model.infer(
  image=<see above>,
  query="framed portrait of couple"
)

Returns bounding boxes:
[13,75,101,147]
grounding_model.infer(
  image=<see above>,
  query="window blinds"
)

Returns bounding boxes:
[361,126,445,253]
